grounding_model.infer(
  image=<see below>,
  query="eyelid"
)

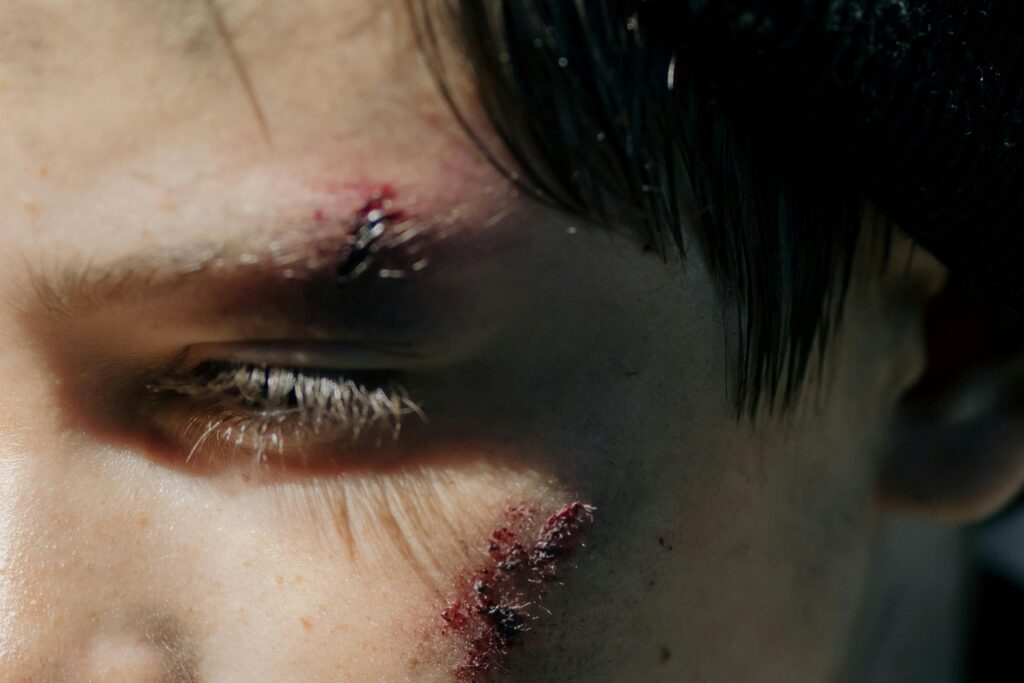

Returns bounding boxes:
[143,359,425,470]
[181,340,431,372]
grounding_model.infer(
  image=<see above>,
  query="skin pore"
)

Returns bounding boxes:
[0,1,955,681]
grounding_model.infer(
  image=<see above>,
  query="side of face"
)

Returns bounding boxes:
[0,1,953,681]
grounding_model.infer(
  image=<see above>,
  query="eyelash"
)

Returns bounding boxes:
[145,360,424,468]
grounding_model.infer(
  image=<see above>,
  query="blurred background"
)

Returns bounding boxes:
[968,499,1024,681]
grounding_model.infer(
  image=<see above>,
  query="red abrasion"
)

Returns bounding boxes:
[442,502,596,680]
[347,190,405,240]
[310,182,400,227]
[336,190,407,281]
[356,189,401,220]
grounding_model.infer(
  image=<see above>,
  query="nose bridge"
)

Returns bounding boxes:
[0,453,24,663]
[0,430,198,681]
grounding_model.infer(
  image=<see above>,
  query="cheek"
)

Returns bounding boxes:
[435,501,596,679]
[0,441,593,680]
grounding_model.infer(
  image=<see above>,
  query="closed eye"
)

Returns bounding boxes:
[141,355,426,472]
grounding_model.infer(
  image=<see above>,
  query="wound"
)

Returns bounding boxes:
[441,501,596,680]
[336,190,405,281]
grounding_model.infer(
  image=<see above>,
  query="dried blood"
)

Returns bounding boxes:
[441,501,596,680]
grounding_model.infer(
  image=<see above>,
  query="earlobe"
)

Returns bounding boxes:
[878,403,1024,524]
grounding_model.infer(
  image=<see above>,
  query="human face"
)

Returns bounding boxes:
[0,1,944,680]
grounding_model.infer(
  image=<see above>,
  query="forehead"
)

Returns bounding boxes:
[0,0,499,258]
[0,0,399,60]
[0,0,440,156]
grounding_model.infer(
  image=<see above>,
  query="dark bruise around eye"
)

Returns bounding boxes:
[131,193,463,472]
[217,192,464,342]
[23,185,507,476]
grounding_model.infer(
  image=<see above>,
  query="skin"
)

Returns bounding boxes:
[0,0,991,681]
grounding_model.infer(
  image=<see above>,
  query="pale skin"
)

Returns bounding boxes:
[1,1,1021,681]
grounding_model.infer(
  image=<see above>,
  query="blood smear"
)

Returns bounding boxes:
[441,501,596,680]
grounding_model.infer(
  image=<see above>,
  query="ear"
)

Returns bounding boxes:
[879,397,1024,523]
[878,285,1024,523]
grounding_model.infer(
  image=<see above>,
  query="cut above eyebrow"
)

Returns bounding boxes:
[22,223,482,369]
[22,202,464,326]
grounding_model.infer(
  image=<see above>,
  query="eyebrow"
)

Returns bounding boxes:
[24,203,463,330]
[30,239,278,317]
[27,227,361,322]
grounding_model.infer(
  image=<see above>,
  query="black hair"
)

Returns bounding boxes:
[411,1,1024,413]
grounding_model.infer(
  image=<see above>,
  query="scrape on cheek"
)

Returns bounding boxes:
[440,501,596,680]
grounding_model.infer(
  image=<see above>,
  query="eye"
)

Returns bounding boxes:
[27,203,507,479]
[139,350,425,473]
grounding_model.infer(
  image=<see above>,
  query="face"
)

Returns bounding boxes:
[0,1,947,680]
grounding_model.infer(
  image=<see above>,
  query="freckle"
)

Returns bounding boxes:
[300,617,314,631]
[275,575,284,586]
[22,200,38,215]
[292,575,303,584]
[38,167,49,177]
[659,646,672,664]
[243,559,252,568]
[138,516,150,529]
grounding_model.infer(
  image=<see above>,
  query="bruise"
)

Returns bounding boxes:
[441,502,596,680]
